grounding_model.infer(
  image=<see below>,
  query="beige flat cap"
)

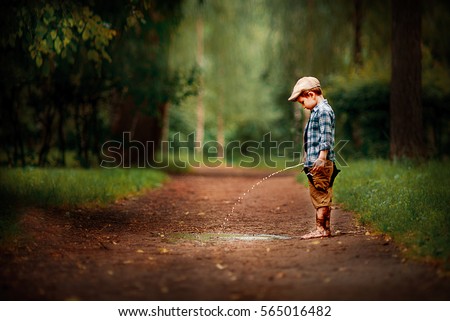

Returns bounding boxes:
[288,76,321,102]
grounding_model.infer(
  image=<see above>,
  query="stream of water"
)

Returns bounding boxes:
[220,162,304,230]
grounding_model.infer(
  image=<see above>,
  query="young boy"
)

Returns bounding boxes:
[288,76,338,239]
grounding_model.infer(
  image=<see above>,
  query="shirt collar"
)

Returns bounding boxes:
[311,99,328,113]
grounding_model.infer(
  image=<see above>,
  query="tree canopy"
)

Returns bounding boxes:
[1,0,449,167]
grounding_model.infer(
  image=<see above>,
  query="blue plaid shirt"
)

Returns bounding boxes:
[303,99,335,167]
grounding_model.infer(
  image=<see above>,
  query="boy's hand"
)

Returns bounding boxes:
[311,150,329,173]
[311,158,326,174]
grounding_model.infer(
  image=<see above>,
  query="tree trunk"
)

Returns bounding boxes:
[196,14,205,155]
[353,0,363,69]
[38,105,55,167]
[12,110,25,167]
[10,99,26,167]
[92,103,101,165]
[305,0,315,73]
[390,0,425,160]
[161,102,170,155]
[74,103,85,167]
[82,104,90,168]
[57,104,66,167]
[217,90,225,158]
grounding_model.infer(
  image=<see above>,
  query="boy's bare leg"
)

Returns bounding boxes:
[301,206,331,239]
[322,206,331,236]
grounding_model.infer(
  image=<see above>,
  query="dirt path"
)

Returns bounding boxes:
[1,167,449,300]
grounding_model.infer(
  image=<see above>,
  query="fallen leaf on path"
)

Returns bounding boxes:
[228,273,237,281]
[159,248,169,254]
[136,249,144,253]
[311,240,321,245]
[123,260,134,264]
[216,263,226,270]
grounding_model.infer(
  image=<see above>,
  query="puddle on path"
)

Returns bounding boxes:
[167,233,291,243]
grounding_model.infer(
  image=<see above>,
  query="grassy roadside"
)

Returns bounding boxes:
[0,168,168,207]
[299,159,450,266]
[0,168,168,239]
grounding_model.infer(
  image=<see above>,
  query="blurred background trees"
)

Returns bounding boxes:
[1,0,449,167]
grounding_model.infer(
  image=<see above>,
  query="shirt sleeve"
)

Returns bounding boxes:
[318,110,333,151]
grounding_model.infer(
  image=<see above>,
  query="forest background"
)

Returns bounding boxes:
[1,0,449,169]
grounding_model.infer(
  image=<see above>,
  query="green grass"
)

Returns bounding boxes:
[0,167,167,207]
[299,159,450,265]
[0,168,167,239]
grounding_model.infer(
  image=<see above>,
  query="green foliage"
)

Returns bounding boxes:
[3,2,117,72]
[327,76,450,159]
[169,0,282,143]
[109,0,186,113]
[1,0,449,168]
[328,78,390,158]
[266,0,450,159]
[0,0,188,168]
[332,160,450,264]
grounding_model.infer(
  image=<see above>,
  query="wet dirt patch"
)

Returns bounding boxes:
[167,232,291,243]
